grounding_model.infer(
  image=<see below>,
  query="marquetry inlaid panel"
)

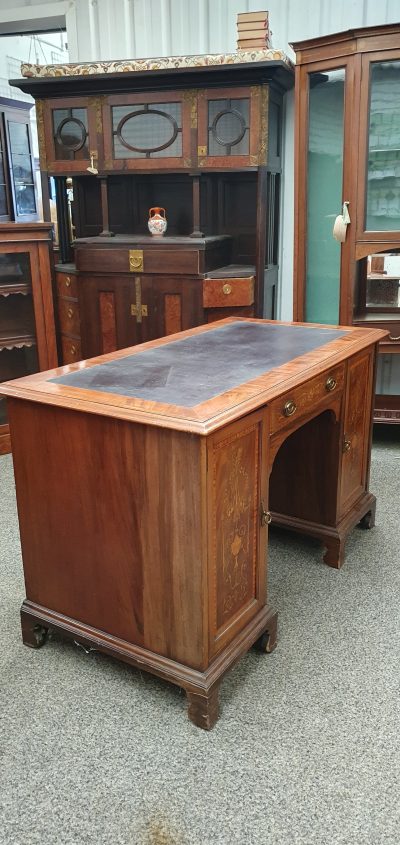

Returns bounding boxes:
[339,350,373,512]
[208,409,267,655]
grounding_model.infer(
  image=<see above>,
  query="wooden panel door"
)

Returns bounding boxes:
[339,349,374,513]
[197,86,266,169]
[140,275,203,342]
[78,275,142,358]
[206,408,269,658]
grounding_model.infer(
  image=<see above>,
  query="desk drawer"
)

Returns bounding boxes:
[58,299,80,336]
[203,277,254,308]
[56,272,78,299]
[270,364,345,435]
[61,336,82,364]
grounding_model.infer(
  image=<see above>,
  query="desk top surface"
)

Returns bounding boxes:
[49,322,347,407]
[0,319,387,434]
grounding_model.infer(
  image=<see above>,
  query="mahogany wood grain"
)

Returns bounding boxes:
[99,291,117,354]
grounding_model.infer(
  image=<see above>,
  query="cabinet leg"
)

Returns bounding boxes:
[187,684,220,730]
[254,610,278,653]
[21,609,48,649]
[323,537,345,569]
[359,501,376,529]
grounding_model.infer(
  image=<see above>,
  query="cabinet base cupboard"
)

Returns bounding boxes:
[0,319,385,728]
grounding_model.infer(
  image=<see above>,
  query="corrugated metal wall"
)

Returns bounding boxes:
[65,0,400,63]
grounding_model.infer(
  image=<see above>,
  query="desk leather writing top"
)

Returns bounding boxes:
[50,322,347,407]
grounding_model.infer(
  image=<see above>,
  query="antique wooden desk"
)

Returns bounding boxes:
[0,319,385,729]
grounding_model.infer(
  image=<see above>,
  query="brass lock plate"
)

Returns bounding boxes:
[130,304,148,318]
[129,249,144,272]
[197,145,207,157]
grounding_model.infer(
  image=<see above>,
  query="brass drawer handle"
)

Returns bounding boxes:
[65,276,71,287]
[260,503,271,526]
[325,376,337,392]
[70,344,77,355]
[388,334,400,342]
[222,283,232,295]
[343,438,351,453]
[67,307,74,319]
[283,399,297,417]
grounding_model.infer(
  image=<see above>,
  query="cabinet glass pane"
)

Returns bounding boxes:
[0,252,31,287]
[53,108,89,161]
[208,99,250,156]
[0,185,7,216]
[112,103,182,159]
[306,69,344,324]
[0,346,39,427]
[8,122,36,215]
[366,61,400,231]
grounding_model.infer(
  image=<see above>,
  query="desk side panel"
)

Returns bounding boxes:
[8,399,206,670]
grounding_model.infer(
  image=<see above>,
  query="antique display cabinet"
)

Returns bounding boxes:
[0,223,57,454]
[293,23,400,423]
[12,50,292,363]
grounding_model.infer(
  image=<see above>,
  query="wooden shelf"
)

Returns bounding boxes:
[0,283,31,297]
[0,332,36,351]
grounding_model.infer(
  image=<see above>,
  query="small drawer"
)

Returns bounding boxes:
[56,272,78,299]
[75,247,200,276]
[203,277,254,308]
[270,364,345,435]
[61,336,82,365]
[58,299,81,336]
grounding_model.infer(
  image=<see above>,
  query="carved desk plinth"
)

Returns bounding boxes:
[0,319,385,728]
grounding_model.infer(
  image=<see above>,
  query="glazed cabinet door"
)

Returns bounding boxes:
[339,349,374,514]
[357,51,400,244]
[197,85,267,168]
[39,97,101,174]
[102,91,194,171]
[294,57,356,325]
[206,407,269,658]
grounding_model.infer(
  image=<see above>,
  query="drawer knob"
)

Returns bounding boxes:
[65,276,71,287]
[325,376,337,392]
[67,307,74,319]
[283,399,297,417]
[343,438,351,453]
[222,283,232,295]
[260,503,272,526]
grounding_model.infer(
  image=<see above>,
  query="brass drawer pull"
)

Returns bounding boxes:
[325,376,337,392]
[388,334,400,342]
[260,503,272,526]
[343,438,351,453]
[65,276,71,287]
[283,399,297,417]
[70,344,77,355]
[67,307,74,319]
[222,283,232,295]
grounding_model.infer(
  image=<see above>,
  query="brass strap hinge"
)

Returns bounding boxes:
[131,276,148,323]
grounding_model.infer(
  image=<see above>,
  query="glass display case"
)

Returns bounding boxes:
[293,24,400,423]
[0,225,57,454]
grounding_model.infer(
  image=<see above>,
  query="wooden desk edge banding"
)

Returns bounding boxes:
[0,318,386,729]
